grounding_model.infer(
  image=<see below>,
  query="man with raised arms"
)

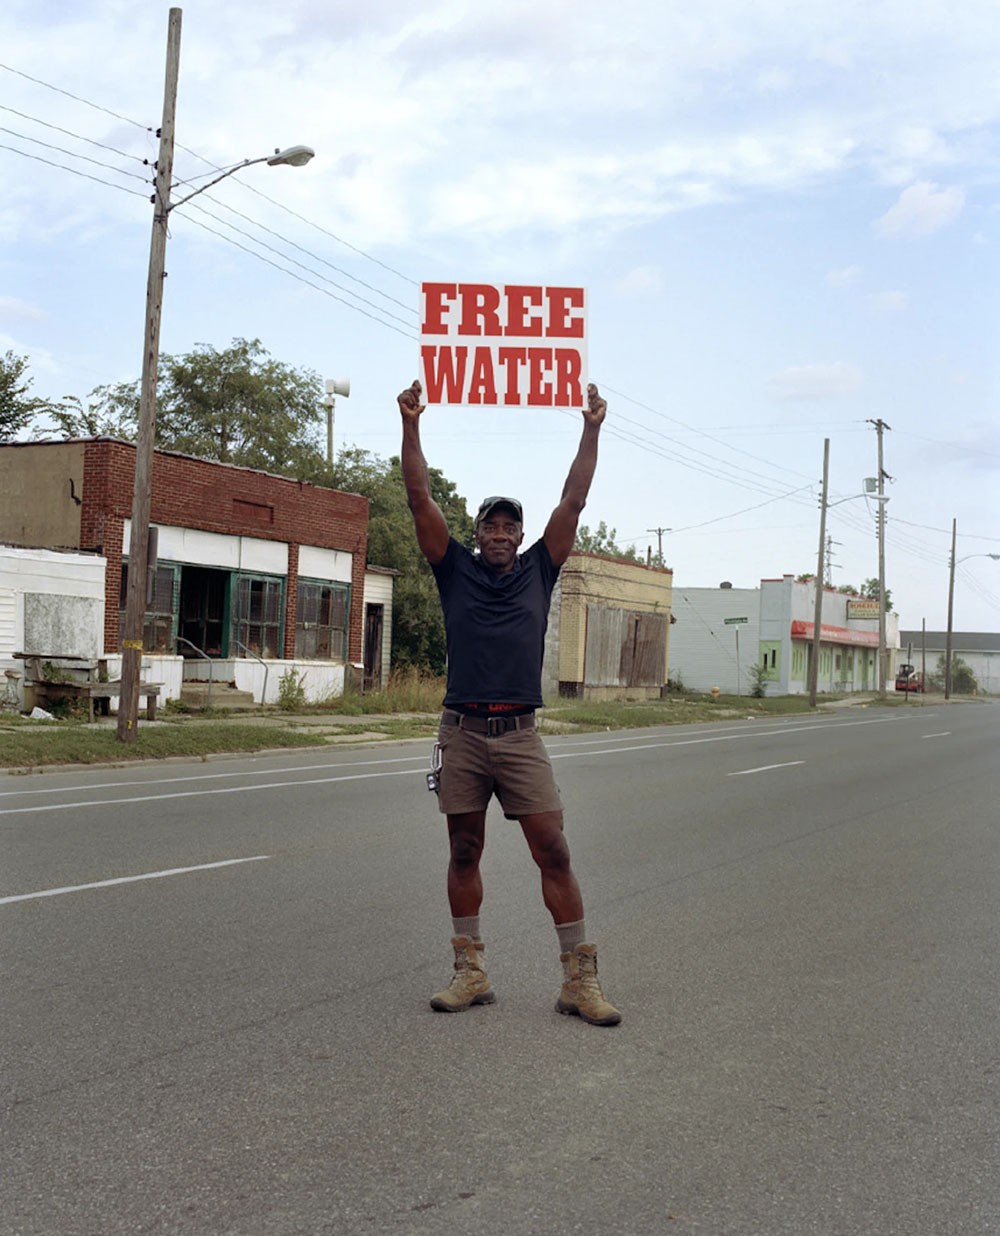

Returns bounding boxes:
[398,378,621,1027]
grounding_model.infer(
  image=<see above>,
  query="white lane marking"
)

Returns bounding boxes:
[0,767,425,816]
[0,856,271,906]
[922,731,951,739]
[728,761,805,777]
[0,713,921,818]
[549,714,899,762]
[0,752,430,798]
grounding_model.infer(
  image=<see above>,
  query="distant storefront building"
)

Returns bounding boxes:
[668,575,900,696]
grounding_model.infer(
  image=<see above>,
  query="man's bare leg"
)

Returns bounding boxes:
[518,810,584,924]
[520,809,620,1026]
[446,810,487,917]
[430,811,494,1012]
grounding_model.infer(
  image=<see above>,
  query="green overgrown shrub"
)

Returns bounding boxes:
[277,667,307,710]
[748,661,768,699]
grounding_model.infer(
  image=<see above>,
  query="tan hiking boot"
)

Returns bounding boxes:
[430,936,496,1012]
[556,943,621,1026]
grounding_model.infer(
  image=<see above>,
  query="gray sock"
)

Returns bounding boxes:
[452,915,481,942]
[556,918,586,953]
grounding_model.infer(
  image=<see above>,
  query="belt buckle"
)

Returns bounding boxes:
[487,715,507,737]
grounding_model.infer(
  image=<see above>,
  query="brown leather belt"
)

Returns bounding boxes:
[442,709,536,736]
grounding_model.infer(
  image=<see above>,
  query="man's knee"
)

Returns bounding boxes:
[521,812,572,873]
[450,832,483,869]
[447,813,485,870]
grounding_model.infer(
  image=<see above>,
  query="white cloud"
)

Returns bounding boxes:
[767,362,863,402]
[874,181,964,238]
[868,290,907,312]
[828,265,862,288]
[614,266,663,296]
[0,297,46,325]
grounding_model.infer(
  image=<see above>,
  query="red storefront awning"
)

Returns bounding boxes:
[790,620,879,647]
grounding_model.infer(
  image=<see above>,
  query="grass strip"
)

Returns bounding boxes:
[0,690,865,769]
[0,723,329,770]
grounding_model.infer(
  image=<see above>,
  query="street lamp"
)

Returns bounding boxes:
[944,520,1000,700]
[117,7,314,742]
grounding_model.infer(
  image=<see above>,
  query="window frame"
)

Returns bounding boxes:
[119,560,180,654]
[232,572,285,660]
[295,577,350,662]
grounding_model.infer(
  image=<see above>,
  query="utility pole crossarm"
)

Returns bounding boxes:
[646,527,670,563]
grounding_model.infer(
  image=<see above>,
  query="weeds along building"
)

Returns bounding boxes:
[0,437,387,705]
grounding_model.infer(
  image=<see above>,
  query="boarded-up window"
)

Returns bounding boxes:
[584,604,667,688]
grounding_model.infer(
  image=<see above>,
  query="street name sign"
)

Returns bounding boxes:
[724,617,749,625]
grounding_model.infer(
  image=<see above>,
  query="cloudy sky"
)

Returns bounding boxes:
[3,0,998,635]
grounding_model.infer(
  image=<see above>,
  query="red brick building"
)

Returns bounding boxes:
[0,438,369,682]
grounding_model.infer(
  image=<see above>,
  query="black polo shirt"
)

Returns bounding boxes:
[431,537,560,708]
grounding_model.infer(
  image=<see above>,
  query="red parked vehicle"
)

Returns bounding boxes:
[895,664,925,693]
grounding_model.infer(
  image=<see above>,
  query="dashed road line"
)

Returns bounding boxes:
[0,855,271,906]
[727,761,805,777]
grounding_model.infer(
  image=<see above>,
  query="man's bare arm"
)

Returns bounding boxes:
[542,383,606,567]
[399,380,450,565]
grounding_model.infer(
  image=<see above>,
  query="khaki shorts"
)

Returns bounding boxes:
[435,715,562,819]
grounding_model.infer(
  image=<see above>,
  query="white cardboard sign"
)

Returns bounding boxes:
[419,281,587,408]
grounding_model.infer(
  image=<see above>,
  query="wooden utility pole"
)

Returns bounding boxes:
[921,616,926,694]
[808,438,829,707]
[945,518,957,700]
[646,527,670,564]
[868,418,891,699]
[117,8,181,742]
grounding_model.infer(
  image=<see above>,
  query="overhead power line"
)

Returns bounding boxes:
[0,124,150,182]
[183,199,417,329]
[192,192,417,316]
[0,140,149,197]
[0,61,151,130]
[0,103,147,162]
[179,212,418,342]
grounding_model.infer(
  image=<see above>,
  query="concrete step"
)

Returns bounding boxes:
[180,683,258,711]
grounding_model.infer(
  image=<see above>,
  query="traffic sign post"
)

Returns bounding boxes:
[723,618,748,694]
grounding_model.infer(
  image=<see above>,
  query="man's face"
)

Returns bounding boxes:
[475,506,524,572]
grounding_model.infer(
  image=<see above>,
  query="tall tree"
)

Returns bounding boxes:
[51,384,141,440]
[573,521,641,561]
[1,351,59,440]
[50,338,326,476]
[323,446,475,674]
[860,577,893,612]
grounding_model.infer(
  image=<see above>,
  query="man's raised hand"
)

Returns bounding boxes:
[398,380,425,421]
[584,382,607,428]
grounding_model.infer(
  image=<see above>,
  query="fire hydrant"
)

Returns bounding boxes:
[711,686,720,699]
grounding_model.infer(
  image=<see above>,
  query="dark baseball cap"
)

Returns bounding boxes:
[476,495,523,526]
